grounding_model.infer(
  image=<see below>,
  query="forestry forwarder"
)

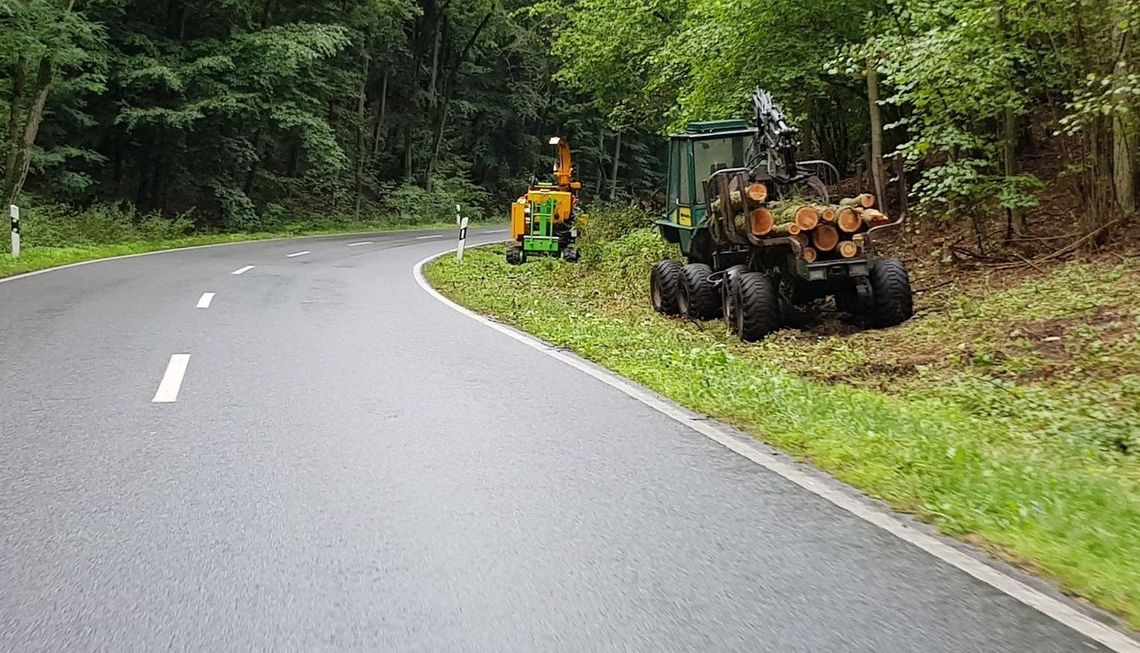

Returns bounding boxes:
[506,137,583,265]
[650,89,915,341]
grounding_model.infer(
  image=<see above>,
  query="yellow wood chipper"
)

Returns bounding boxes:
[506,137,583,264]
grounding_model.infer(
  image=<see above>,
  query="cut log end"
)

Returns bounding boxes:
[746,183,769,203]
[802,247,818,263]
[812,224,840,252]
[837,207,862,233]
[819,205,837,222]
[750,208,775,236]
[837,240,860,259]
[794,205,821,231]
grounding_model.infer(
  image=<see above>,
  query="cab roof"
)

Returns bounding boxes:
[683,119,752,134]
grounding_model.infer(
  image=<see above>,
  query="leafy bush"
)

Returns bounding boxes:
[212,184,260,231]
[137,212,196,241]
[577,202,656,245]
[18,203,137,248]
[3,203,197,252]
[380,176,492,225]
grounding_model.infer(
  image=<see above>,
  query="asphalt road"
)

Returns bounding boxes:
[0,227,1125,651]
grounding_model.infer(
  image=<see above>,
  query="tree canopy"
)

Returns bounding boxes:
[2,0,1137,240]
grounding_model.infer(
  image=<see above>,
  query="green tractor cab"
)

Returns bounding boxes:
[651,90,914,341]
[657,120,755,264]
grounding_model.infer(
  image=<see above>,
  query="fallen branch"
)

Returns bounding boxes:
[1014,252,1047,274]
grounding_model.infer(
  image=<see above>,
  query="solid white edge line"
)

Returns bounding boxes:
[231,265,255,275]
[152,354,191,404]
[411,250,1140,653]
[415,235,445,240]
[286,251,311,258]
[347,241,373,247]
[196,292,215,309]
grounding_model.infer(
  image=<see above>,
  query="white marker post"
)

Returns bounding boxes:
[456,204,462,227]
[457,214,470,264]
[9,205,19,258]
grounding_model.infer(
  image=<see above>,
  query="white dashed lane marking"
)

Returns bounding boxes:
[152,354,191,404]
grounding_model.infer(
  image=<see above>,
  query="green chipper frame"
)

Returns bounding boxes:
[519,197,562,259]
[649,89,914,341]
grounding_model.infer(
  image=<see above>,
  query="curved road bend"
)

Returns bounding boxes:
[0,227,1125,651]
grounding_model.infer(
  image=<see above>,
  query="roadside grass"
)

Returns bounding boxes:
[0,210,467,279]
[425,228,1140,628]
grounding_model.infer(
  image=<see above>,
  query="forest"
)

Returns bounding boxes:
[2,0,1138,247]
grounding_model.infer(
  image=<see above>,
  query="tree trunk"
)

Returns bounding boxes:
[998,1,1025,238]
[425,103,450,193]
[595,126,605,196]
[609,130,622,200]
[1112,21,1135,218]
[4,57,27,195]
[427,17,444,105]
[4,55,54,207]
[866,56,887,206]
[1003,107,1025,236]
[372,70,388,155]
[404,127,414,182]
[244,128,262,197]
[404,13,424,183]
[424,10,492,192]
[354,49,371,219]
[261,0,274,27]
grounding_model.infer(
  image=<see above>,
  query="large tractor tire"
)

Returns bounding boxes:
[678,263,721,320]
[722,265,747,333]
[870,257,914,327]
[735,272,780,341]
[651,260,683,316]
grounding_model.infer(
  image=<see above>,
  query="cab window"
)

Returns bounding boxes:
[668,140,682,209]
[678,142,692,205]
[694,135,746,202]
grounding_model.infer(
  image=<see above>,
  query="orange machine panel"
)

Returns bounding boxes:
[510,198,527,241]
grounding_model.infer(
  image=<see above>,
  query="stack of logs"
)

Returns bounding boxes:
[745,192,890,263]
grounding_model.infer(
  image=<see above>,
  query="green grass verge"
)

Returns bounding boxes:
[425,229,1140,628]
[0,222,464,279]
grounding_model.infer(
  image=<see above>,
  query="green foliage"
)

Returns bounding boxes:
[426,234,1140,626]
[7,202,195,248]
[577,202,656,245]
[4,0,667,228]
[4,0,1140,238]
[555,0,1140,229]
[211,184,260,231]
[17,203,143,247]
[549,0,685,129]
[380,175,492,224]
